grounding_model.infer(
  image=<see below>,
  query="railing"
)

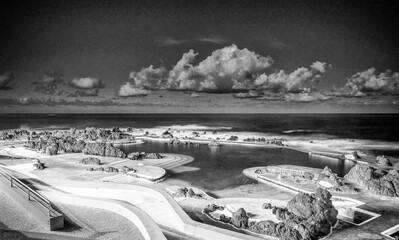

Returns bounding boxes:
[0,166,57,217]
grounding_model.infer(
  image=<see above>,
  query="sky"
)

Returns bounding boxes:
[0,0,398,113]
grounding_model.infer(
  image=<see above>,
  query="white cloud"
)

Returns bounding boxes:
[70,77,104,89]
[253,61,330,93]
[342,68,399,96]
[118,82,150,97]
[129,65,168,89]
[167,44,273,92]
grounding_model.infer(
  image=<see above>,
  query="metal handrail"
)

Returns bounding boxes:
[0,166,54,217]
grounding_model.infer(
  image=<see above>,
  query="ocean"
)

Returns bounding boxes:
[0,113,398,191]
[0,113,398,141]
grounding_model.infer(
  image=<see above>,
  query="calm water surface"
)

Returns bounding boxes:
[120,141,355,192]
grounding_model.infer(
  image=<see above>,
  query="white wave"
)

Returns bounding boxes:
[155,124,232,131]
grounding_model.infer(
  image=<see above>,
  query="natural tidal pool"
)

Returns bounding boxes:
[120,141,356,192]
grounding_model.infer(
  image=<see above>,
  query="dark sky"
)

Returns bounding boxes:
[1,0,398,89]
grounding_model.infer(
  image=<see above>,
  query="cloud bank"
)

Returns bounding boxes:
[0,72,13,90]
[340,68,399,96]
[118,82,150,97]
[128,44,331,94]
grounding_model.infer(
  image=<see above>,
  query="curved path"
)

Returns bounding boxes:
[5,164,262,240]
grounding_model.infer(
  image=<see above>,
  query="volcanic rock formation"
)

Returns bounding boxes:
[345,163,399,197]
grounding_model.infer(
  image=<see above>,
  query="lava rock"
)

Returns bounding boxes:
[231,208,249,228]
[345,163,399,197]
[83,142,126,158]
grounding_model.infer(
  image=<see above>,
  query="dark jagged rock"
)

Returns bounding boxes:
[345,163,399,197]
[127,152,144,160]
[219,214,231,223]
[287,188,338,226]
[203,203,224,214]
[104,166,119,173]
[173,187,204,199]
[228,135,239,141]
[231,208,249,228]
[317,166,342,188]
[167,138,181,145]
[127,152,163,160]
[33,161,45,170]
[83,142,126,158]
[146,153,163,159]
[161,131,174,138]
[262,203,272,209]
[376,155,392,167]
[120,166,135,174]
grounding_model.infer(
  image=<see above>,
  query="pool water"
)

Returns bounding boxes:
[120,141,355,192]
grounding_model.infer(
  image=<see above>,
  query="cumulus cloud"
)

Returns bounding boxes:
[167,44,273,92]
[0,72,13,90]
[341,68,399,96]
[254,61,331,93]
[129,65,168,89]
[70,77,104,89]
[118,82,150,97]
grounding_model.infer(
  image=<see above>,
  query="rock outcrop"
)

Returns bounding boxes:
[345,163,399,197]
[161,130,174,138]
[231,208,249,228]
[173,187,204,199]
[83,142,126,158]
[127,152,163,160]
[250,188,338,240]
[0,130,30,140]
[317,166,342,188]
[203,203,224,214]
[167,138,181,145]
